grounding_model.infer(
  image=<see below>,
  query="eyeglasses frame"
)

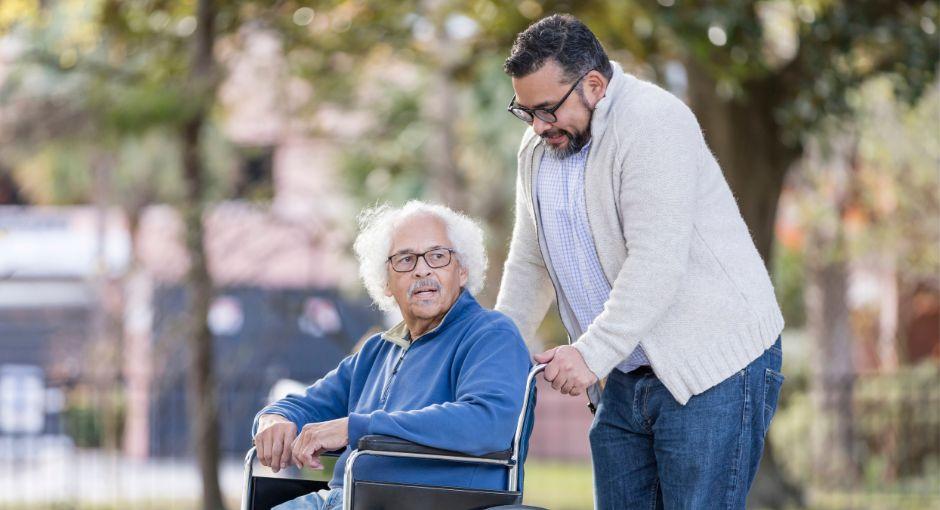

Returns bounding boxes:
[506,71,590,124]
[386,248,457,273]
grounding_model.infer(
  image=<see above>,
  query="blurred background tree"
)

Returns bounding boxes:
[2,1,415,508]
[1,1,937,509]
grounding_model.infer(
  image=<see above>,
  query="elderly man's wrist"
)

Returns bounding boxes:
[259,413,290,428]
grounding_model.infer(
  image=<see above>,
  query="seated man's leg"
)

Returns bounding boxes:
[272,488,343,510]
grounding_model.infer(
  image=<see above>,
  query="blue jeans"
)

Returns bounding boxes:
[271,488,343,510]
[589,339,784,510]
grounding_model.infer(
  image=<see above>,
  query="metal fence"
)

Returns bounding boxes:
[1,367,938,510]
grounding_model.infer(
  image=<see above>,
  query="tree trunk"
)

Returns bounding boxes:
[877,253,899,371]
[423,3,467,213]
[684,61,805,509]
[805,243,858,486]
[182,116,225,510]
[425,67,466,211]
[90,153,122,451]
[804,136,861,490]
[684,61,798,264]
[182,0,225,508]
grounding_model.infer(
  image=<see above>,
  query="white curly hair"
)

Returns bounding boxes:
[353,200,488,312]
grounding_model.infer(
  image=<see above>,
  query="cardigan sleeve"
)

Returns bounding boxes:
[495,136,556,352]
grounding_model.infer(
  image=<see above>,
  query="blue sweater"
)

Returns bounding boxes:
[254,290,532,490]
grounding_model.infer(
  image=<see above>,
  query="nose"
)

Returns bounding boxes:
[532,116,552,135]
[412,255,432,277]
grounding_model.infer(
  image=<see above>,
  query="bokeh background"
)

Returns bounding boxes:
[0,1,938,509]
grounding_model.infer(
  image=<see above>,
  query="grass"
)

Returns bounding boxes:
[6,460,936,510]
[522,459,595,510]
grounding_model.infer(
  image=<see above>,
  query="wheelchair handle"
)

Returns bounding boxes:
[507,363,545,492]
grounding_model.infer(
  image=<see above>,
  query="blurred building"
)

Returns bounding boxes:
[0,203,383,458]
[0,206,130,448]
[129,202,382,458]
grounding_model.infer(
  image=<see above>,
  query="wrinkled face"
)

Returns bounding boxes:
[511,60,595,158]
[385,213,468,326]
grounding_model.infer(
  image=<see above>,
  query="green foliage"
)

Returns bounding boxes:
[339,53,522,218]
[793,76,939,274]
[522,460,594,510]
[854,362,940,481]
[9,125,239,207]
[773,242,807,328]
[63,404,104,448]
[643,0,939,141]
[0,0,438,208]
[63,395,125,449]
[11,142,94,204]
[771,362,940,501]
[96,80,193,134]
[342,77,429,204]
[850,78,940,280]
[456,55,524,212]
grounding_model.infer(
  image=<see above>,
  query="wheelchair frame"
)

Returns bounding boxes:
[242,364,545,510]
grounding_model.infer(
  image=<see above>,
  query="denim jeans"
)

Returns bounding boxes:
[271,488,343,510]
[589,338,784,510]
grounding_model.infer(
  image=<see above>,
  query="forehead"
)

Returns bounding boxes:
[388,213,451,254]
[511,60,569,108]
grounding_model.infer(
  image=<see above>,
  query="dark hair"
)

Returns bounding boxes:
[504,14,613,83]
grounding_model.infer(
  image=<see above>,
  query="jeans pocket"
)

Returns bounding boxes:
[762,368,785,435]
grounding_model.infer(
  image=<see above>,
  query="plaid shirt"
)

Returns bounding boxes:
[537,141,649,373]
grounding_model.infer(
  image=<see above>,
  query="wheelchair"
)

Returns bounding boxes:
[241,364,548,510]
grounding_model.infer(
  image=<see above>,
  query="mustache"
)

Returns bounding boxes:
[541,129,572,140]
[407,278,441,298]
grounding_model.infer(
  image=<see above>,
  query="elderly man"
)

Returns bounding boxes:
[253,201,531,510]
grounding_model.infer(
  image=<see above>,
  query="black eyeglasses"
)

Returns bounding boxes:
[387,248,455,273]
[507,72,589,124]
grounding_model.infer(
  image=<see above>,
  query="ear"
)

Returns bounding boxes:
[584,70,607,106]
[458,264,469,288]
[384,278,393,297]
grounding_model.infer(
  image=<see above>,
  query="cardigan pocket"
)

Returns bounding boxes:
[690,227,757,318]
[692,227,758,318]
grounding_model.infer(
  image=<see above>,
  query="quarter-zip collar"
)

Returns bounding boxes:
[380,289,478,349]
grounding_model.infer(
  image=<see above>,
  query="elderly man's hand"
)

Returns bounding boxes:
[291,417,349,470]
[534,345,598,397]
[254,414,297,473]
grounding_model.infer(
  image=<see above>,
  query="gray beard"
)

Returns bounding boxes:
[544,129,592,159]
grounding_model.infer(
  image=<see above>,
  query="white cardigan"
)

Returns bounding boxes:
[495,62,784,405]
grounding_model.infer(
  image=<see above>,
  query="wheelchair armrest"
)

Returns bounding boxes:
[356,434,512,461]
[246,445,344,481]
